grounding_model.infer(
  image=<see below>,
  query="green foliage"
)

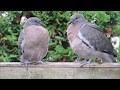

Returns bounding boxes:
[0,11,120,62]
[0,11,22,62]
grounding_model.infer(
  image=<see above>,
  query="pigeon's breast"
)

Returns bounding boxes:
[66,24,80,48]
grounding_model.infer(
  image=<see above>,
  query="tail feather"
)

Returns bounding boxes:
[111,49,118,57]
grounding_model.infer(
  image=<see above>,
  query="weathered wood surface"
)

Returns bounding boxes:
[0,62,120,79]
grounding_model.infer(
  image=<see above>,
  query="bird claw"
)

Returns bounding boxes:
[80,59,92,67]
[20,60,32,71]
[21,60,31,65]
[74,57,81,63]
[36,60,43,64]
[80,62,91,67]
[74,59,80,63]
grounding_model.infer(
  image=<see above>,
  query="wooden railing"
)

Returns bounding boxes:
[0,62,120,79]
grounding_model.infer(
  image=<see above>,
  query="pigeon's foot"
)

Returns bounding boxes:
[21,60,31,71]
[36,60,43,64]
[80,59,92,67]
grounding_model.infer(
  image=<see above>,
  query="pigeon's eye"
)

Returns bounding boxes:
[76,17,78,19]
[35,20,37,22]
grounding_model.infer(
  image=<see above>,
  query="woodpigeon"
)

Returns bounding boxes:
[66,14,118,65]
[18,17,49,70]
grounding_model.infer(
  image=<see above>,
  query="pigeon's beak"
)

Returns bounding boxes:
[40,21,46,27]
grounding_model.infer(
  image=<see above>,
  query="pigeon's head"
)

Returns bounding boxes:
[23,17,46,28]
[68,14,87,24]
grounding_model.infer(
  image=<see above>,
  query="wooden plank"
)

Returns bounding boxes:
[0,62,120,79]
[0,62,120,67]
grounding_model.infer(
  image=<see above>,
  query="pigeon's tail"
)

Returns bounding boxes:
[100,53,117,63]
[111,49,118,57]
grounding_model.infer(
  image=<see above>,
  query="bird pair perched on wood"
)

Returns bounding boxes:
[18,14,118,70]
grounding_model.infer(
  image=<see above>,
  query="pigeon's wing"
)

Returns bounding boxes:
[87,23,101,31]
[18,29,25,55]
[78,23,117,56]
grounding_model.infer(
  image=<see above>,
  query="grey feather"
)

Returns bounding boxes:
[18,29,25,55]
[78,23,117,57]
[87,23,101,31]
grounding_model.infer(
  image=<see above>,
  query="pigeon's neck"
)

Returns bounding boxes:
[78,21,87,26]
[23,24,29,29]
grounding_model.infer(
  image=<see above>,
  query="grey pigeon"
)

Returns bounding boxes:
[66,14,117,65]
[18,17,49,70]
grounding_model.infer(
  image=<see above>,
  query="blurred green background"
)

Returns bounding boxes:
[0,11,120,62]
